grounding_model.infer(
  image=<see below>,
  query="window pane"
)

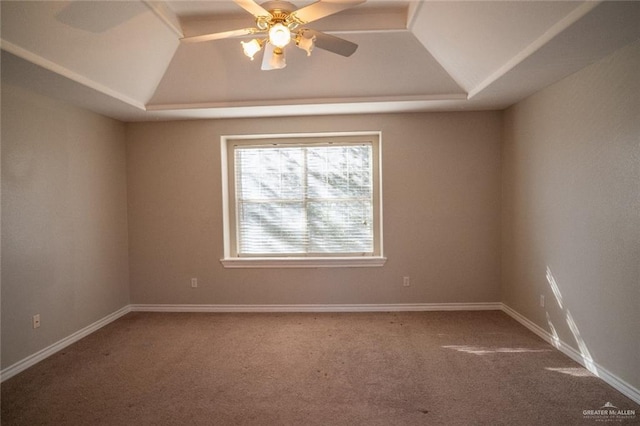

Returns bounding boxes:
[232,137,377,257]
[238,202,306,253]
[308,201,373,253]
[307,146,372,199]
[236,148,303,200]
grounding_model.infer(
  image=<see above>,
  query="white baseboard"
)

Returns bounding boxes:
[501,304,640,405]
[0,302,498,382]
[3,302,638,406]
[0,305,131,383]
[129,302,503,313]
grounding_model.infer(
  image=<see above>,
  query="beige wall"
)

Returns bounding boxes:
[1,83,130,368]
[126,112,502,305]
[502,40,640,389]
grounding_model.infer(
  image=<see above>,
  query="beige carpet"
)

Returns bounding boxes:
[2,311,638,425]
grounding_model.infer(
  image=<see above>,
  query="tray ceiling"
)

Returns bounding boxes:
[1,1,639,121]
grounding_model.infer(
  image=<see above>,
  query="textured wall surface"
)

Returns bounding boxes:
[502,40,640,390]
[126,112,502,306]
[1,83,130,368]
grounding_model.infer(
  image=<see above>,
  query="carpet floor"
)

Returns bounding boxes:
[1,311,638,425]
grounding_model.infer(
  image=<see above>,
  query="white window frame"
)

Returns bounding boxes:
[220,131,385,268]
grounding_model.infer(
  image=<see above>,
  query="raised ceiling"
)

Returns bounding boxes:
[1,0,639,122]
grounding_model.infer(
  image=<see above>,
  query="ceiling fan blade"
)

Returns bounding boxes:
[303,29,358,57]
[291,0,365,25]
[181,28,259,43]
[234,0,272,18]
[261,43,287,70]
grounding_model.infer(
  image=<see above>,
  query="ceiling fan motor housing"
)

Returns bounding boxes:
[261,1,297,14]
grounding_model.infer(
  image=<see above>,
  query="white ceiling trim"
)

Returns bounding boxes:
[143,1,184,38]
[143,98,487,121]
[406,0,423,32]
[406,0,468,97]
[146,93,468,111]
[0,39,147,111]
[467,0,602,99]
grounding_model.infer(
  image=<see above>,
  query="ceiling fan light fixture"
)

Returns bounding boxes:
[269,47,286,69]
[184,0,362,70]
[268,23,291,48]
[241,39,263,60]
[297,33,315,57]
[255,17,269,31]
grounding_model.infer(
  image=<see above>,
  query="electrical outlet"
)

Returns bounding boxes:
[191,278,198,288]
[403,276,410,287]
[33,314,41,329]
[540,295,545,308]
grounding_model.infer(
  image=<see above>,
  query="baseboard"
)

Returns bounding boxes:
[501,303,640,405]
[4,302,638,406]
[129,302,503,313]
[0,302,498,382]
[0,305,131,383]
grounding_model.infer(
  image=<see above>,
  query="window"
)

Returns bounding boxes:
[221,132,385,268]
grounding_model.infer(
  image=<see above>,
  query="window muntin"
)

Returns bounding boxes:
[221,132,384,267]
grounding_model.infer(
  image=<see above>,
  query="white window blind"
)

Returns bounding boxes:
[234,143,374,256]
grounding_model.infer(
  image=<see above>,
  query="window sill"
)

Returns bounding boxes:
[220,257,387,269]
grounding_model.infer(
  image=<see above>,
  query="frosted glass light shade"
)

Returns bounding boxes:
[269,23,291,48]
[241,39,262,60]
[269,49,286,69]
[297,34,315,56]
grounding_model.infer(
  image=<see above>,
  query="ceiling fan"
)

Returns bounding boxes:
[181,0,366,70]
